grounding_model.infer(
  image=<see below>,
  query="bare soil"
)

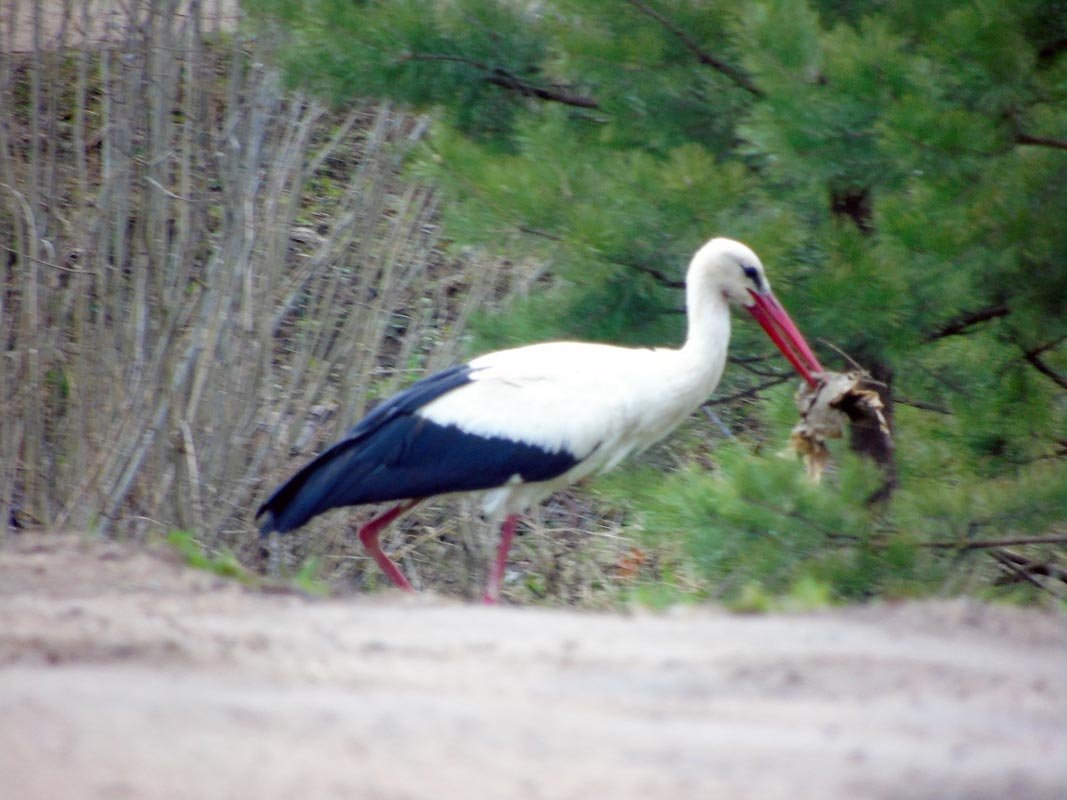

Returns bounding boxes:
[1,533,1065,800]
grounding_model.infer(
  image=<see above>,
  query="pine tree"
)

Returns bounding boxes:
[247,0,1067,603]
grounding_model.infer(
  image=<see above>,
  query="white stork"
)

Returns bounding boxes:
[257,237,824,602]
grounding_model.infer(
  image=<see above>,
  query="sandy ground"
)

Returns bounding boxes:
[0,533,1065,800]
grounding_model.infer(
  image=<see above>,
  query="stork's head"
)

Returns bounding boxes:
[692,237,771,304]
[691,237,824,387]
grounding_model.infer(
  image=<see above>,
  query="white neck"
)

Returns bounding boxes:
[668,269,731,404]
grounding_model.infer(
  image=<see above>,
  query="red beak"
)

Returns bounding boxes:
[745,290,823,388]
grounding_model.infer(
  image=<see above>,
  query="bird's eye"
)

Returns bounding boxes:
[742,265,760,284]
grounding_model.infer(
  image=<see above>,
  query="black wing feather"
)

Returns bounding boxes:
[256,364,579,534]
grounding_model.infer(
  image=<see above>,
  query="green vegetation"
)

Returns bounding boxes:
[167,531,255,583]
[166,531,332,595]
[247,0,1067,605]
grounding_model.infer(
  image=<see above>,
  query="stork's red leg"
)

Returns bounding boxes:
[358,500,420,591]
[482,514,520,605]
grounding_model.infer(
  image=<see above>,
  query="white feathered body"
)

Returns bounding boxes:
[418,295,731,516]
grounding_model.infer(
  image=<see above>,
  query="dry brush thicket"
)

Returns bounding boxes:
[0,2,626,599]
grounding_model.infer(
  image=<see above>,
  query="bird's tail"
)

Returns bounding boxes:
[256,438,369,535]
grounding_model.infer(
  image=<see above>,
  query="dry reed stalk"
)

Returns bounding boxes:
[0,0,630,602]
[0,2,505,549]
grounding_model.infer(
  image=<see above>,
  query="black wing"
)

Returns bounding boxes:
[256,364,578,534]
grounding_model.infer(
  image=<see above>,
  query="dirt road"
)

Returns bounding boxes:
[1,533,1064,799]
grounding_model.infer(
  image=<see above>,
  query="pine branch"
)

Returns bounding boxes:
[624,0,763,97]
[924,303,1009,341]
[1027,334,1067,357]
[1022,347,1067,390]
[486,71,600,109]
[401,53,600,109]
[1009,334,1067,390]
[1016,132,1067,152]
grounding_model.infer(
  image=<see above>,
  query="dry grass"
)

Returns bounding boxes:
[0,1,635,602]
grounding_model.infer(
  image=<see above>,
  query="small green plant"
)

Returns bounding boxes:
[167,531,255,584]
[291,557,332,596]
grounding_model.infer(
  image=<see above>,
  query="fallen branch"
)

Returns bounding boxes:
[992,550,1067,588]
[988,549,1050,591]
